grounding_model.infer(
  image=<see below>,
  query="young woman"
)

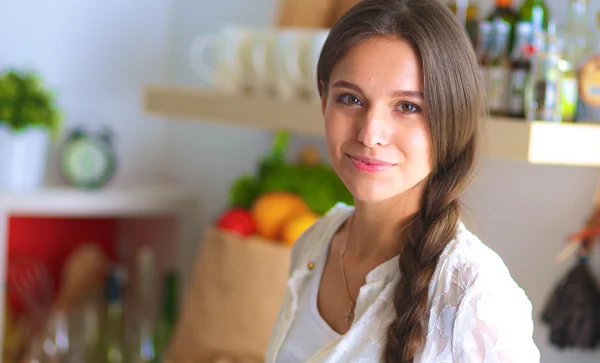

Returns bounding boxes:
[266,0,540,362]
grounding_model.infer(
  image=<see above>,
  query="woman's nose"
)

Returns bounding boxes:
[356,106,391,148]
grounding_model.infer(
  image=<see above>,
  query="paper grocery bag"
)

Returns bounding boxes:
[166,228,290,363]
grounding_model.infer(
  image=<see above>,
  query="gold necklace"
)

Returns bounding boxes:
[340,216,356,325]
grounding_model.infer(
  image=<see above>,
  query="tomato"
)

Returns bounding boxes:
[216,208,257,237]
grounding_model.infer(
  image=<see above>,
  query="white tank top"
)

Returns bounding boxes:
[276,245,340,363]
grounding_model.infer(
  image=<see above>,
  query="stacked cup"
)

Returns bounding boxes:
[189,27,330,102]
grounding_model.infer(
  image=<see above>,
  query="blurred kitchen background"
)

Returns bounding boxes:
[1,0,600,362]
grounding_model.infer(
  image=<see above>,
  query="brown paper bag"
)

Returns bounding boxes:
[166,228,291,363]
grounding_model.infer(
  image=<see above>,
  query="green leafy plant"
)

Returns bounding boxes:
[0,68,63,136]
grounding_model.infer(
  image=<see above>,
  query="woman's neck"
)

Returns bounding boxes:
[347,190,422,263]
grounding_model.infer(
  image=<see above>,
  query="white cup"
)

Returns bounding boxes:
[272,29,312,100]
[189,27,254,92]
[304,29,330,101]
[247,30,277,95]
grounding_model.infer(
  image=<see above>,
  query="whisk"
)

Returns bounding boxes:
[8,259,68,363]
[8,259,54,329]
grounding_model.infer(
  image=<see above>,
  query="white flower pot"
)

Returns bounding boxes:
[0,124,50,190]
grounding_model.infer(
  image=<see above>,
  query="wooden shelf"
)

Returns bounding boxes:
[143,85,600,168]
[0,184,197,217]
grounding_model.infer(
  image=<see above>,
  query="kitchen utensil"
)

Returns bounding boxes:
[55,242,108,310]
[9,259,54,323]
[9,260,68,363]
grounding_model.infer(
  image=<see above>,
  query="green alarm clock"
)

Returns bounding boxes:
[59,126,117,190]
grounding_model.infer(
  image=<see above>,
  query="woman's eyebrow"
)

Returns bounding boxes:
[392,90,423,100]
[331,80,363,93]
[331,80,423,100]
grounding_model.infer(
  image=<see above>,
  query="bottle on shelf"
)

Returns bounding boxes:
[103,267,127,363]
[525,21,563,122]
[577,11,600,123]
[561,0,594,122]
[477,21,493,90]
[507,22,534,118]
[83,293,103,363]
[518,0,550,34]
[487,20,512,116]
[132,246,158,363]
[154,270,179,362]
[486,0,520,54]
[446,0,479,45]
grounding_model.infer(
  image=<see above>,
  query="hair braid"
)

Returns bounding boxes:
[384,140,476,362]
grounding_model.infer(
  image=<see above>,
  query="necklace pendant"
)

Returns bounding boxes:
[345,309,354,325]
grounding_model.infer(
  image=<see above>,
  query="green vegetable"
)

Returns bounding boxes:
[258,131,290,177]
[227,131,354,214]
[294,163,353,214]
[257,163,299,195]
[228,174,260,209]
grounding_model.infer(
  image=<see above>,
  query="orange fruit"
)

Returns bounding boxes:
[251,192,310,240]
[281,212,320,246]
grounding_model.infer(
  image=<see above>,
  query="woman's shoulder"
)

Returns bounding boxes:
[431,223,540,361]
[288,203,353,274]
[431,222,532,313]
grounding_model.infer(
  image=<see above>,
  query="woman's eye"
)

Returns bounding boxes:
[396,102,421,113]
[338,94,362,106]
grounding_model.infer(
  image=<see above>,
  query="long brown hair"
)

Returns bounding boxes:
[317,0,485,361]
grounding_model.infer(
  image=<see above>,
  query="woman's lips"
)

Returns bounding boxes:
[347,154,397,173]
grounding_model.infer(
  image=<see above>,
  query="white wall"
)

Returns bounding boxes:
[166,1,600,362]
[0,0,173,186]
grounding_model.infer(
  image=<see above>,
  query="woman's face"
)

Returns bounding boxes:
[322,36,432,204]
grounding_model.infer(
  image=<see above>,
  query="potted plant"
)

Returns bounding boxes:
[0,68,63,190]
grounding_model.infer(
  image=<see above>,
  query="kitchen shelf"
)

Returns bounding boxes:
[0,184,197,217]
[143,84,600,168]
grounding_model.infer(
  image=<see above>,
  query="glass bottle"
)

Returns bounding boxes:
[563,0,593,60]
[132,247,157,363]
[104,268,126,363]
[518,0,550,33]
[577,12,600,123]
[487,20,512,116]
[508,22,534,118]
[525,23,563,122]
[154,271,179,363]
[447,0,479,46]
[477,21,493,82]
[83,293,103,363]
[561,0,594,122]
[486,0,520,54]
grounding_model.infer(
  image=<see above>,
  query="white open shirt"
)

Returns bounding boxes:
[266,204,541,362]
